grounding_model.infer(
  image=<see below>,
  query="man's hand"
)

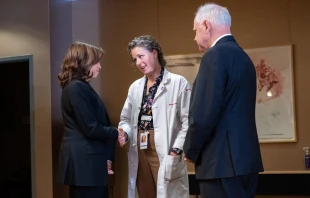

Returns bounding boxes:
[118,127,127,147]
[184,155,194,163]
[107,160,114,175]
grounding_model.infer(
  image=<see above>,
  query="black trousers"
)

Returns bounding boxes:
[69,185,109,198]
[199,173,259,198]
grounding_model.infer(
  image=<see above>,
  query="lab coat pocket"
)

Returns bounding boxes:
[164,155,186,181]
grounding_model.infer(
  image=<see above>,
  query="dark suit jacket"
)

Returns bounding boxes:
[184,36,264,180]
[58,79,118,186]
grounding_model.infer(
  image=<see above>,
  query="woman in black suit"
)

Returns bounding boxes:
[57,41,118,198]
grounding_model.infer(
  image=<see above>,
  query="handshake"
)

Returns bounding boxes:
[117,127,127,147]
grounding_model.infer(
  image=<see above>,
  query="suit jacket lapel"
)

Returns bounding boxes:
[88,83,112,125]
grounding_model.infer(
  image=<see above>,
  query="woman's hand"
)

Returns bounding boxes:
[118,127,127,147]
[107,160,114,175]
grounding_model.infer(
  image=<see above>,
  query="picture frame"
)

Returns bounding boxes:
[165,45,297,143]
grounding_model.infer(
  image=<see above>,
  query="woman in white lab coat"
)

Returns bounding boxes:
[118,35,191,198]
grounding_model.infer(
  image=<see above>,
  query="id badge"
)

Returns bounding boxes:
[141,115,152,121]
[140,131,148,150]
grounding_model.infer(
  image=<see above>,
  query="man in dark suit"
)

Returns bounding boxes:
[184,3,264,198]
[57,41,119,198]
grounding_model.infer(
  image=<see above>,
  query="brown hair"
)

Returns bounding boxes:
[58,41,104,89]
[128,35,166,67]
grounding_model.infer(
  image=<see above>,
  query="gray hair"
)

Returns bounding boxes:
[128,35,166,67]
[194,3,231,27]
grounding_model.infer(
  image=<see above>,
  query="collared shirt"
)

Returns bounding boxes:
[138,67,164,130]
[210,33,232,48]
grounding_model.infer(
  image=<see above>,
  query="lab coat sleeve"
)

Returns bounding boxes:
[118,84,134,141]
[173,78,192,150]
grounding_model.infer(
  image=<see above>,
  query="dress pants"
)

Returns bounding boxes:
[136,130,160,198]
[69,185,108,198]
[199,173,259,198]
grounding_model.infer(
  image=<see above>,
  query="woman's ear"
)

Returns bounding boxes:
[152,49,158,58]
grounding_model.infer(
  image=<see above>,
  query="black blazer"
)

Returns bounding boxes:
[184,36,264,180]
[58,79,118,186]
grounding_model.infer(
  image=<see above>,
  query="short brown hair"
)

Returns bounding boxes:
[58,41,104,89]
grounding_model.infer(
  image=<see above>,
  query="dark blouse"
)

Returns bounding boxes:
[137,68,164,131]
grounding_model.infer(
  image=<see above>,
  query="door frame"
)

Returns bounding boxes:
[0,54,35,198]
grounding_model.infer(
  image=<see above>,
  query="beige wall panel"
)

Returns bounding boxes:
[0,0,52,198]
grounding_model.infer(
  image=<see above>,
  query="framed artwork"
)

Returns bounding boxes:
[246,45,296,143]
[165,45,296,143]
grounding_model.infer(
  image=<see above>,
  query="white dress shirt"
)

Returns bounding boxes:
[211,34,232,48]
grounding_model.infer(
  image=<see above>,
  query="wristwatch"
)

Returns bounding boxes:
[171,147,183,155]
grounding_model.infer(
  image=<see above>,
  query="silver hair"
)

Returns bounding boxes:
[127,35,166,67]
[194,3,231,27]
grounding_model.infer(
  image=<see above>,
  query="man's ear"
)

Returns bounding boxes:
[203,20,211,34]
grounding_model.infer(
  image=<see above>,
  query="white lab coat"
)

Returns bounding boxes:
[119,69,191,198]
